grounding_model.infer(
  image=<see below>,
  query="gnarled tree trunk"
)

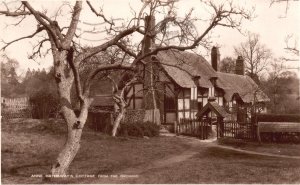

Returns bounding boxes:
[50,51,90,175]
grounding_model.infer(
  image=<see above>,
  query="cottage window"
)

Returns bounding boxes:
[178,88,191,110]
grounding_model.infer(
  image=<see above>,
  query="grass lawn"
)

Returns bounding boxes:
[218,137,300,156]
[2,118,300,184]
[123,147,300,184]
[1,118,191,184]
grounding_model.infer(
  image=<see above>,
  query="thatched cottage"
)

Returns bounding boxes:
[124,47,269,125]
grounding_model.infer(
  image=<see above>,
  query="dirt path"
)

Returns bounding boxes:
[87,137,206,183]
[84,135,300,184]
[118,137,204,175]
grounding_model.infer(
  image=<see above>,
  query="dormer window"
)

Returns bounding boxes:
[210,77,218,86]
[192,75,201,86]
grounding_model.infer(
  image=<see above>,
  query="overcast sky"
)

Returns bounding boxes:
[0,0,299,76]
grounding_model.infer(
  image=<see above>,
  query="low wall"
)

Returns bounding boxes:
[257,122,300,143]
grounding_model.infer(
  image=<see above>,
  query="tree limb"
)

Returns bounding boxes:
[83,64,135,96]
[86,1,114,26]
[1,26,44,50]
[63,1,82,49]
[75,26,138,63]
[22,1,62,49]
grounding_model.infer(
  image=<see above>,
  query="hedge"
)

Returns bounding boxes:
[257,114,300,123]
[118,121,160,137]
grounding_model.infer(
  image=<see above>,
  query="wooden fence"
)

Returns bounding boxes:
[175,118,210,140]
[175,118,257,141]
[176,117,300,142]
[223,121,257,140]
[1,97,32,119]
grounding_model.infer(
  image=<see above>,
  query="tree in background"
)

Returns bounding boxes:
[262,60,300,114]
[219,57,235,73]
[1,54,24,97]
[23,68,60,119]
[234,32,272,83]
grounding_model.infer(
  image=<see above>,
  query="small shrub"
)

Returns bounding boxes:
[118,121,160,138]
[119,122,144,137]
[140,121,160,137]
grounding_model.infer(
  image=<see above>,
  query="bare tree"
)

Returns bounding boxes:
[263,59,286,113]
[0,0,252,175]
[234,32,272,82]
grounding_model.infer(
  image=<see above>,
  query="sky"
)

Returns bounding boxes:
[0,0,299,76]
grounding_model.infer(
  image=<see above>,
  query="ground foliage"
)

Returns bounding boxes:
[118,121,160,137]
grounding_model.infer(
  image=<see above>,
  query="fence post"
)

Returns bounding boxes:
[174,121,177,135]
[200,120,204,140]
[189,119,192,134]
[257,122,261,143]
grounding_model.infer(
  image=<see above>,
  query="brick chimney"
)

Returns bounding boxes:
[211,46,220,71]
[235,56,245,75]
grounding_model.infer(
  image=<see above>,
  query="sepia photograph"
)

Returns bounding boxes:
[0,0,299,184]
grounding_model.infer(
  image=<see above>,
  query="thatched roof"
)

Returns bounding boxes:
[156,50,216,88]
[216,72,270,103]
[155,50,269,103]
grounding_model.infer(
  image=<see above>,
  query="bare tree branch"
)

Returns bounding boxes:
[1,26,44,50]
[21,1,63,49]
[63,1,82,48]
[83,63,135,96]
[86,1,114,26]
